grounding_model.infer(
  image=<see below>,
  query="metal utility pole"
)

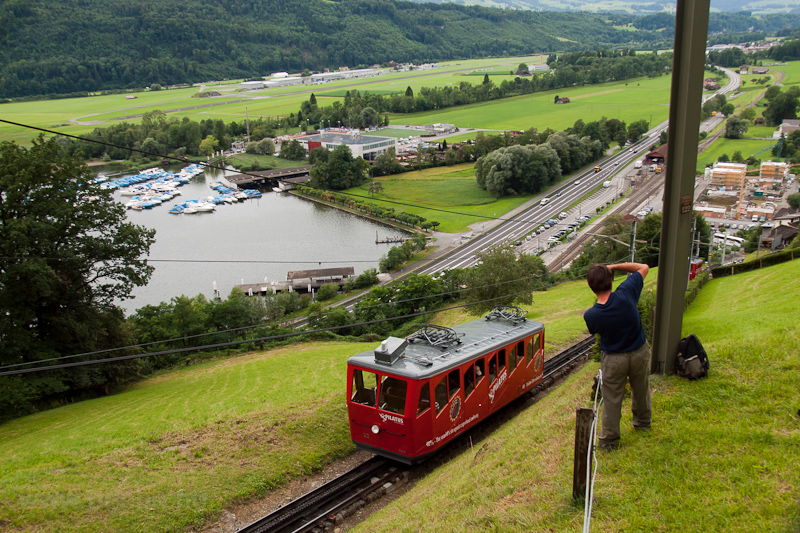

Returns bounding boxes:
[721,234,728,265]
[652,0,710,375]
[629,220,637,262]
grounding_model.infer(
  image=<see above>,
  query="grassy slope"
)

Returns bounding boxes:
[0,271,603,532]
[354,259,800,533]
[0,342,369,532]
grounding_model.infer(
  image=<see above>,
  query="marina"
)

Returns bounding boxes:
[108,164,409,312]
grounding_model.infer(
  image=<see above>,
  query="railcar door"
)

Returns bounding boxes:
[348,368,410,458]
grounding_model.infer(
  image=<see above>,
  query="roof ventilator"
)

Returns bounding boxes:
[374,337,408,366]
[485,306,528,324]
[406,324,463,351]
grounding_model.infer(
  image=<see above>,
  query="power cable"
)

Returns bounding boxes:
[0,118,591,228]
[0,284,548,377]
[1,270,551,369]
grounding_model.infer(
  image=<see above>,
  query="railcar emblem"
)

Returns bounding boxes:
[449,396,462,422]
[534,351,543,373]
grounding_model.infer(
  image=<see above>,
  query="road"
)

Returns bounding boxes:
[407,66,742,276]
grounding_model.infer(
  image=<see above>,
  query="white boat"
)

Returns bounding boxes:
[195,202,215,212]
[183,206,198,214]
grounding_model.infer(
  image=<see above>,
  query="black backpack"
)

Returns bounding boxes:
[676,334,709,380]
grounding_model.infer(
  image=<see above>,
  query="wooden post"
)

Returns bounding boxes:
[573,407,595,500]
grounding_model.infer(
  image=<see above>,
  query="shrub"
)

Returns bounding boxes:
[316,283,339,301]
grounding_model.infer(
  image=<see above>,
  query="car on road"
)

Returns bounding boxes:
[574,180,581,185]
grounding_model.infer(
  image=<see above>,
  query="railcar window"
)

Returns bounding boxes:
[378,376,408,415]
[527,337,534,364]
[509,344,517,372]
[351,369,380,407]
[498,349,506,373]
[488,355,497,383]
[517,341,525,365]
[417,383,431,416]
[448,369,460,399]
[434,376,448,414]
[475,359,485,383]
[528,334,541,366]
[465,364,476,397]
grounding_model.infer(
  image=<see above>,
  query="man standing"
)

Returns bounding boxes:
[584,262,651,451]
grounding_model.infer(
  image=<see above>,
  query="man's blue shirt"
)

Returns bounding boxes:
[584,272,646,354]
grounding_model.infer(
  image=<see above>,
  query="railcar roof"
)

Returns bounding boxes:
[348,317,544,380]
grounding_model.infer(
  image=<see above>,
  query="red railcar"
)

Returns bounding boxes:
[689,258,704,281]
[346,309,545,464]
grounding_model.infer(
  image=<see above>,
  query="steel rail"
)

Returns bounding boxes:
[236,456,396,533]
[236,337,595,533]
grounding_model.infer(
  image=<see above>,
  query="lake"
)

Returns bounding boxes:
[108,164,409,313]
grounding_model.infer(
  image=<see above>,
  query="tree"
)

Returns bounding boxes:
[764,91,800,126]
[462,245,549,315]
[740,107,756,121]
[360,106,379,129]
[373,147,403,176]
[368,180,384,197]
[405,86,414,98]
[310,144,366,190]
[788,192,800,210]
[199,134,219,156]
[308,146,329,165]
[316,282,339,301]
[257,138,275,155]
[725,115,749,139]
[279,139,306,160]
[0,137,155,419]
[627,119,649,143]
[483,74,490,85]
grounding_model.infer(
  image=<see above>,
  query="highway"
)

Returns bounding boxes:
[413,65,741,275]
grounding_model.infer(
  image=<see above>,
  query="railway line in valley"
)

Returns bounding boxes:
[233,336,595,533]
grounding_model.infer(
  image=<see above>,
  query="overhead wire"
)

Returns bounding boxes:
[0,269,553,369]
[0,119,656,373]
[0,283,553,377]
[0,118,551,228]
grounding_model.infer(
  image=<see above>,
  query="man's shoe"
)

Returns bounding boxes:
[633,425,651,432]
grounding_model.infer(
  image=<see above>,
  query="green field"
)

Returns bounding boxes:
[1,56,678,148]
[697,138,778,172]
[394,74,673,133]
[769,62,800,86]
[348,164,536,234]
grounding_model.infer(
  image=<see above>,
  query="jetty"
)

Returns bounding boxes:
[226,166,312,189]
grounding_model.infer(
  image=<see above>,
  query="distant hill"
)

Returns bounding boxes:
[409,0,800,15]
[1,0,799,100]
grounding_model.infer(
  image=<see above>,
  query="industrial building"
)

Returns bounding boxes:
[295,130,396,161]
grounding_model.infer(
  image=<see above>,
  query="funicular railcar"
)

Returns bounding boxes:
[347,307,545,464]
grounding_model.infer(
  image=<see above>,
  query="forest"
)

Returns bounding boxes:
[1,0,799,99]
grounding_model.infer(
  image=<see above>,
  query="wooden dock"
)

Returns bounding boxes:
[226,166,312,189]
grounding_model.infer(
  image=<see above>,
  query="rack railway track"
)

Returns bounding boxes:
[235,336,595,533]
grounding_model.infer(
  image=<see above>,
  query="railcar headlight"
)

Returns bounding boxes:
[371,425,380,434]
